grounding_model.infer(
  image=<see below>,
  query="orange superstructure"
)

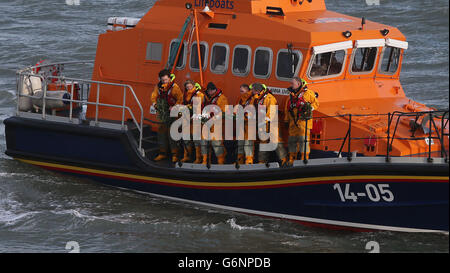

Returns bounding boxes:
[86,0,447,157]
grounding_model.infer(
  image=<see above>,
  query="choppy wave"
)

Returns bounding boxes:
[227,218,265,231]
[0,192,37,227]
[52,209,155,225]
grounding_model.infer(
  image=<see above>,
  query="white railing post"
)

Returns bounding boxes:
[125,84,144,152]
[95,84,100,126]
[69,81,74,122]
[42,78,47,120]
[16,74,21,116]
[122,86,126,129]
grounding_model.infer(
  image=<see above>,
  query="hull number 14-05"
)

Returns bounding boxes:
[333,183,395,202]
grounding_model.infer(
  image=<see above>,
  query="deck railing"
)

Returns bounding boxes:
[196,110,449,169]
[299,110,449,164]
[16,62,145,155]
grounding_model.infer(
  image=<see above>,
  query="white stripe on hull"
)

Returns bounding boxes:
[115,186,449,234]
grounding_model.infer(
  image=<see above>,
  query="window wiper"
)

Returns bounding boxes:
[361,48,369,70]
[386,47,395,72]
[287,43,295,75]
[326,52,335,76]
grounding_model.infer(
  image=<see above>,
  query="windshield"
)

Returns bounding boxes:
[352,47,378,73]
[379,46,401,74]
[309,50,346,78]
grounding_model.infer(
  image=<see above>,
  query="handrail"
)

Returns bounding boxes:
[387,110,449,162]
[441,111,449,160]
[18,61,94,73]
[20,93,137,120]
[325,110,449,163]
[184,110,448,169]
[46,75,144,127]
[16,66,145,155]
[180,109,448,170]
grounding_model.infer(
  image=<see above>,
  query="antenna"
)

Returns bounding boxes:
[361,17,366,30]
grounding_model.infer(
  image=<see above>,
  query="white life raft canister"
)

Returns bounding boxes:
[19,75,42,111]
[32,91,71,109]
[107,17,140,31]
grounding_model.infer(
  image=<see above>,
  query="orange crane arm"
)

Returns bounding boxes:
[194,9,204,87]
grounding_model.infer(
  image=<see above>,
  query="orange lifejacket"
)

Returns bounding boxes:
[253,89,273,107]
[287,87,309,123]
[204,89,223,107]
[184,88,202,106]
[239,90,253,107]
[157,81,177,106]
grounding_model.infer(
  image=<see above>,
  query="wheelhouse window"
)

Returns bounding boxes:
[190,42,208,71]
[232,46,251,76]
[146,42,163,62]
[309,50,346,78]
[253,47,273,79]
[276,49,302,80]
[351,47,378,73]
[379,46,401,74]
[168,39,186,69]
[210,43,229,74]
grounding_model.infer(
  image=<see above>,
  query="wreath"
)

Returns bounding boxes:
[155,98,173,125]
[299,101,313,121]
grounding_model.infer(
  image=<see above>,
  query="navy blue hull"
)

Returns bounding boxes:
[53,169,448,232]
[4,116,449,232]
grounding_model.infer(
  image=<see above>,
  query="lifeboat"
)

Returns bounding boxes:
[3,0,449,233]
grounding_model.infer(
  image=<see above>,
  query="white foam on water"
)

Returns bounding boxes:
[284,233,306,239]
[0,210,38,226]
[0,172,34,178]
[0,194,39,226]
[202,223,219,232]
[280,241,302,247]
[53,209,153,225]
[226,218,264,232]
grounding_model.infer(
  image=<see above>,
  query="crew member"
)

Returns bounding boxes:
[284,77,319,165]
[236,84,254,165]
[201,82,229,165]
[181,80,204,163]
[251,83,288,166]
[151,69,183,162]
